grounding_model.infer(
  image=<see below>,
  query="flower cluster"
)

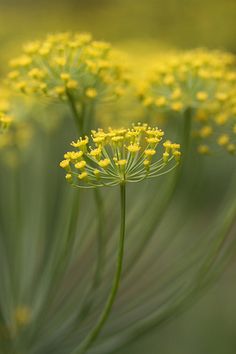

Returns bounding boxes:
[193,108,236,155]
[0,114,12,132]
[0,88,13,132]
[8,32,129,103]
[137,49,236,154]
[138,49,236,112]
[0,115,33,168]
[60,123,181,188]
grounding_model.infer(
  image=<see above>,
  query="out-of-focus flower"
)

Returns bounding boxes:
[193,96,236,155]
[0,113,12,131]
[138,48,236,112]
[0,87,13,132]
[137,48,236,154]
[8,32,129,103]
[60,123,181,188]
[14,306,31,328]
[0,121,34,167]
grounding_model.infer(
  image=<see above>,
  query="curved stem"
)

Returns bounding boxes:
[121,109,193,274]
[73,183,126,354]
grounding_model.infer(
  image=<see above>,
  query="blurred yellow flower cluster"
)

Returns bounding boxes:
[0,87,13,132]
[3,33,236,156]
[193,108,236,155]
[60,123,181,188]
[0,120,33,167]
[8,32,129,103]
[138,48,236,112]
[137,48,236,154]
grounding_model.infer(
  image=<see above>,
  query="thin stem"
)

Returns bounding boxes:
[73,183,126,354]
[78,189,105,320]
[182,107,192,153]
[120,110,193,274]
[66,91,84,134]
[66,95,107,321]
[92,189,106,287]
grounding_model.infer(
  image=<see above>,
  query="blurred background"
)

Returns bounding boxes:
[0,0,236,353]
[0,0,236,65]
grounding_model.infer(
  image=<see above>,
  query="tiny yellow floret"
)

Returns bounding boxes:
[144,149,156,156]
[98,159,111,168]
[196,91,208,102]
[127,144,141,153]
[217,134,230,146]
[78,172,88,180]
[60,160,70,169]
[75,160,87,169]
[86,88,98,98]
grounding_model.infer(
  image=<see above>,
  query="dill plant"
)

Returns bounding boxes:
[0,33,235,354]
[7,32,131,332]
[137,48,236,154]
[60,123,180,353]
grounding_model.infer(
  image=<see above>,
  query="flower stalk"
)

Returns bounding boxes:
[66,91,84,134]
[74,183,126,354]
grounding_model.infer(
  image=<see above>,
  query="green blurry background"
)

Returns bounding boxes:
[1,0,236,353]
[1,0,236,61]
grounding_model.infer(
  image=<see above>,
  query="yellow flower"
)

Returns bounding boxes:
[117,159,127,166]
[199,125,213,138]
[8,32,129,107]
[155,96,167,107]
[85,88,98,99]
[98,159,111,168]
[78,171,88,180]
[54,86,66,96]
[198,144,210,154]
[138,48,236,155]
[66,80,78,90]
[144,149,156,157]
[60,159,70,169]
[171,102,183,112]
[217,134,230,146]
[196,91,208,102]
[60,123,181,188]
[75,160,87,169]
[127,143,141,153]
[138,48,236,115]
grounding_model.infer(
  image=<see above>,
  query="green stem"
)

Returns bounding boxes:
[67,95,107,321]
[66,91,84,134]
[67,94,107,317]
[122,109,193,273]
[78,189,105,320]
[93,189,105,287]
[74,183,126,354]
[182,107,192,152]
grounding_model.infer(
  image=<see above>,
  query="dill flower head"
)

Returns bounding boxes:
[192,85,236,155]
[138,48,236,154]
[60,123,181,188]
[138,48,236,113]
[8,32,129,103]
[193,105,236,155]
